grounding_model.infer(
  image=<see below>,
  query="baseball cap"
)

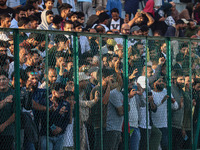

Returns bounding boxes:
[181,19,189,24]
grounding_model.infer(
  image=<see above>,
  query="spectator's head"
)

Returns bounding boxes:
[0,40,8,55]
[79,72,91,90]
[179,43,188,54]
[140,25,149,36]
[134,42,144,56]
[24,4,36,16]
[46,10,54,25]
[176,53,184,63]
[142,65,153,77]
[95,6,108,16]
[193,78,200,92]
[175,19,184,29]
[18,17,31,29]
[26,50,40,66]
[161,43,167,54]
[48,68,57,85]
[73,21,82,32]
[55,52,67,68]
[0,54,9,72]
[0,14,11,28]
[44,0,54,10]
[59,3,72,19]
[29,15,39,29]
[15,7,26,21]
[77,12,85,24]
[65,81,74,92]
[98,12,109,24]
[108,54,118,68]
[97,67,114,84]
[64,20,74,31]
[68,11,78,22]
[64,91,74,102]
[0,0,7,7]
[169,2,176,11]
[172,70,185,88]
[95,25,105,33]
[181,19,189,29]
[0,70,9,92]
[19,47,28,64]
[11,69,28,88]
[54,34,68,51]
[121,23,130,35]
[91,55,100,67]
[188,19,196,29]
[51,83,65,100]
[131,26,142,35]
[25,67,39,91]
[52,15,63,29]
[153,30,162,36]
[114,44,123,59]
[111,8,120,21]
[26,0,39,9]
[26,33,41,48]
[153,77,166,91]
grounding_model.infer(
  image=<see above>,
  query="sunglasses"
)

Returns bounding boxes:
[30,72,38,75]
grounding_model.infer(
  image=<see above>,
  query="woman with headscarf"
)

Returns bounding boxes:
[155,2,175,36]
[143,0,155,17]
[179,3,194,20]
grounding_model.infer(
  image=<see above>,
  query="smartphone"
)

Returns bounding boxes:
[132,85,138,91]
[50,124,56,131]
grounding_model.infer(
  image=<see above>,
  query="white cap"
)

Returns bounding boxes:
[137,76,149,89]
[79,72,91,81]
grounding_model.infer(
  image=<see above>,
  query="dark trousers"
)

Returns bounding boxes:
[94,128,106,150]
[139,128,151,150]
[0,135,14,150]
[172,127,184,150]
[104,131,121,150]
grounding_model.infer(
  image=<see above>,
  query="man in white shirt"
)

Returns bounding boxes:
[151,77,178,150]
[10,7,26,28]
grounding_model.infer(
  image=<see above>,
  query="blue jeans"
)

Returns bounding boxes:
[41,134,64,150]
[159,128,168,150]
[130,127,141,150]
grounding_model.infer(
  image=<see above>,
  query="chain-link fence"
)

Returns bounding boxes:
[0,28,199,150]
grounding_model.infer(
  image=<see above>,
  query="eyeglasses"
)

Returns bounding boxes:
[30,72,38,75]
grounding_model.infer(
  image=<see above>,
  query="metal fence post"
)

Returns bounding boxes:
[73,32,80,150]
[123,35,129,150]
[45,33,49,150]
[145,38,149,150]
[189,41,193,147]
[166,37,172,150]
[13,29,21,150]
[99,35,103,150]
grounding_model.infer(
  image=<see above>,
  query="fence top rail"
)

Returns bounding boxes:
[0,28,200,42]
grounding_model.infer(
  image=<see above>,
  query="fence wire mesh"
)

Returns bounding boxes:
[0,28,199,150]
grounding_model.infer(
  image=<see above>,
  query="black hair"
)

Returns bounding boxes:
[46,10,54,16]
[77,11,85,18]
[67,11,78,19]
[29,15,39,22]
[193,78,200,86]
[111,8,119,14]
[55,51,67,58]
[15,7,26,14]
[176,19,184,25]
[54,34,68,44]
[95,25,105,33]
[0,40,9,48]
[64,20,74,27]
[176,53,184,62]
[98,12,109,23]
[44,0,55,3]
[58,3,72,12]
[11,69,28,82]
[26,0,38,5]
[0,70,8,78]
[18,17,30,27]
[0,14,11,22]
[0,54,8,67]
[23,4,35,11]
[51,82,65,91]
[73,20,82,28]
[64,91,74,98]
[53,15,63,24]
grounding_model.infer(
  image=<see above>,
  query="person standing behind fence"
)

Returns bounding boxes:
[151,77,178,150]
[77,0,93,23]
[40,83,71,150]
[0,70,15,150]
[171,71,185,150]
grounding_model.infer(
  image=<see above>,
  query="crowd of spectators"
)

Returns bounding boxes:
[0,0,200,150]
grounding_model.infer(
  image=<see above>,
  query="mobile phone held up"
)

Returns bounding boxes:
[132,85,138,91]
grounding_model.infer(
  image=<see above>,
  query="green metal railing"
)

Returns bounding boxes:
[0,28,199,150]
